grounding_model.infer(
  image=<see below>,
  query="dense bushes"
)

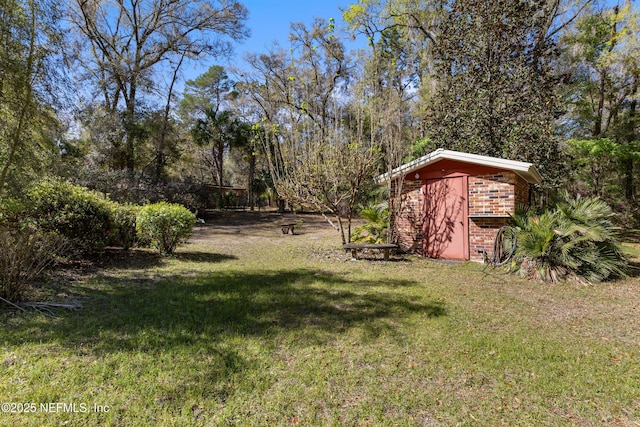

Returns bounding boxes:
[21,180,195,255]
[25,179,115,252]
[0,226,69,302]
[1,181,198,303]
[509,194,628,283]
[110,203,140,250]
[136,202,196,255]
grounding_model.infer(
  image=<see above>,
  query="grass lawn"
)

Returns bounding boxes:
[1,211,639,426]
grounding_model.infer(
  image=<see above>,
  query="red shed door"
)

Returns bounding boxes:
[423,176,468,260]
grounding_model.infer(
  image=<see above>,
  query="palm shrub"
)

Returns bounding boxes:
[352,201,389,244]
[510,194,627,283]
[136,202,196,255]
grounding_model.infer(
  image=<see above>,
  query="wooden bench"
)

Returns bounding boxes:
[343,243,399,260]
[280,223,296,235]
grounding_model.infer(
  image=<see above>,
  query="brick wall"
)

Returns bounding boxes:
[468,217,510,261]
[467,173,519,261]
[393,180,424,255]
[468,173,515,217]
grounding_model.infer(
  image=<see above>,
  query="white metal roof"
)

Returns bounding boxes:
[376,149,543,184]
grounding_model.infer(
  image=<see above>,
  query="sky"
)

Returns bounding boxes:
[190,0,363,77]
[237,0,353,55]
[229,0,631,63]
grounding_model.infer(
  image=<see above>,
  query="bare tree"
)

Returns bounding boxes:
[345,3,425,244]
[68,0,249,173]
[242,19,381,244]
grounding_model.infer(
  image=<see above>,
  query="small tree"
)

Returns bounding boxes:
[351,200,389,244]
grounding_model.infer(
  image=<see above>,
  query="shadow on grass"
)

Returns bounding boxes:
[173,251,237,263]
[2,269,446,354]
[0,269,445,406]
[627,261,640,278]
[84,247,165,270]
[60,248,236,275]
[619,229,640,243]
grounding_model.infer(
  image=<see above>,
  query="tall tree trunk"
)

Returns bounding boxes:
[248,149,256,210]
[594,6,619,139]
[125,80,138,174]
[155,53,186,183]
[594,70,607,138]
[217,141,224,207]
[624,73,638,202]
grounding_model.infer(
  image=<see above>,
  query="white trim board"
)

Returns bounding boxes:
[376,149,543,184]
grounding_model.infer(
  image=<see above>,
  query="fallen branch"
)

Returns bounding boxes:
[23,301,84,310]
[23,300,85,317]
[0,296,28,312]
[0,298,86,317]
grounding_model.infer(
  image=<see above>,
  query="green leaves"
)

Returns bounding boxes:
[511,193,628,283]
[352,201,389,244]
[0,0,65,196]
[568,138,640,161]
[25,178,115,252]
[136,202,196,255]
[424,0,565,185]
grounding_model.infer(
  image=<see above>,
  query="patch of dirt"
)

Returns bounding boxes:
[196,210,336,237]
[36,211,341,286]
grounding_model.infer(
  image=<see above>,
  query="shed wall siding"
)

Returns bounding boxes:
[467,173,515,261]
[395,171,530,261]
[394,180,424,255]
[468,173,515,217]
[468,217,510,261]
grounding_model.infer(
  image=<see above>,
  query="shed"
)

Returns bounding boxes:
[378,149,542,262]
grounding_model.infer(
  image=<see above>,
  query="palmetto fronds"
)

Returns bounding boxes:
[511,193,628,283]
[352,201,389,244]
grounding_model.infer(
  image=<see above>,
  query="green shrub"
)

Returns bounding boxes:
[352,201,389,244]
[510,194,628,283]
[0,198,23,228]
[109,203,140,250]
[136,202,196,255]
[0,226,69,302]
[25,179,115,252]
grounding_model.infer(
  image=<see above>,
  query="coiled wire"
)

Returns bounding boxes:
[485,225,517,267]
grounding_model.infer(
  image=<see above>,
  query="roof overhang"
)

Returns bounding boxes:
[375,149,543,185]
